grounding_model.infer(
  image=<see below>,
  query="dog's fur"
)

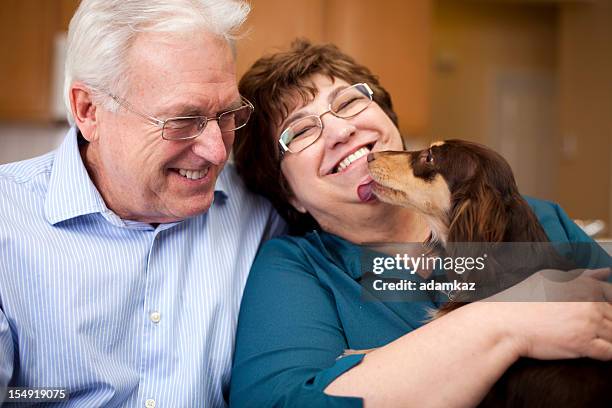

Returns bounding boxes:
[367,139,611,408]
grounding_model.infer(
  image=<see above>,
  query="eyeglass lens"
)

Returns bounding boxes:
[162,104,253,140]
[281,83,372,152]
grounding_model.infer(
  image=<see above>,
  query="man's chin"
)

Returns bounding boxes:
[171,192,216,220]
[157,171,219,221]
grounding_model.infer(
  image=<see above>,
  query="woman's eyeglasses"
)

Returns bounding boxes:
[278,83,373,156]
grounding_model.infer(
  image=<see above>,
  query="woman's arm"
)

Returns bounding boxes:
[230,238,366,407]
[326,301,612,407]
[230,238,612,408]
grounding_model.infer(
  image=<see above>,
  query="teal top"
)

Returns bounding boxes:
[229,198,610,407]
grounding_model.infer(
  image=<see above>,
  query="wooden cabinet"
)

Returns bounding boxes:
[236,0,432,138]
[0,0,431,135]
[0,0,78,122]
[325,0,432,138]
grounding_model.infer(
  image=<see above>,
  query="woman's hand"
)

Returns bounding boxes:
[540,268,612,301]
[492,301,612,361]
[477,267,612,361]
[486,267,612,302]
[328,274,612,407]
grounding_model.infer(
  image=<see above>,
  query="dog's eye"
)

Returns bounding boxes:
[426,150,434,164]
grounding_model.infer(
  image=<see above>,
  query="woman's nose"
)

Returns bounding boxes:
[322,116,356,148]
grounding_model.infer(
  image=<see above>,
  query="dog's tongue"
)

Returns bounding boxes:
[357,181,375,202]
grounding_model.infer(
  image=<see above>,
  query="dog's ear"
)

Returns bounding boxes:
[449,184,548,243]
[448,185,508,242]
[506,194,550,242]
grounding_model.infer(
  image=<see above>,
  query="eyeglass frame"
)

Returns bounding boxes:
[105,91,255,141]
[278,82,374,157]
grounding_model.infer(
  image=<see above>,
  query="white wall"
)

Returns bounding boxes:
[0,124,66,165]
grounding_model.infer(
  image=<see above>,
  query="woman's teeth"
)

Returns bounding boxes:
[177,168,209,180]
[335,146,371,173]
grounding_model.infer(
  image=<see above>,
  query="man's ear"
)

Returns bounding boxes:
[69,82,100,142]
[289,196,307,214]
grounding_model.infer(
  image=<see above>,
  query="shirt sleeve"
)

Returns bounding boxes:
[229,238,364,408]
[0,307,14,389]
[528,197,612,274]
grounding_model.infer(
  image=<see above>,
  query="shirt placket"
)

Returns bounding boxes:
[138,224,177,408]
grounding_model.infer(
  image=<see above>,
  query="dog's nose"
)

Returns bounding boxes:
[367,153,375,162]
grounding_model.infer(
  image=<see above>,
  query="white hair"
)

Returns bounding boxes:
[64,0,250,124]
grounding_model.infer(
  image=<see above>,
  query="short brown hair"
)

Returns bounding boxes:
[234,39,399,235]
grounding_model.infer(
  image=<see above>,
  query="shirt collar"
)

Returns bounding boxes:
[213,165,228,200]
[45,127,228,226]
[44,127,109,225]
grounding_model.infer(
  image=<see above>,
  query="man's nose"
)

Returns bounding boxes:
[191,120,230,165]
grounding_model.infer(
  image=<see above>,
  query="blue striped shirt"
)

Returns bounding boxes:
[0,127,284,407]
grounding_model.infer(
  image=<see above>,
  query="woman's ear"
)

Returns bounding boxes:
[289,196,307,213]
[70,82,100,143]
[281,176,307,213]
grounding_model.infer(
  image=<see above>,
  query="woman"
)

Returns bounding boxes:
[229,40,612,407]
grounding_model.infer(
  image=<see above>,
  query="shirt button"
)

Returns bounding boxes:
[145,399,156,408]
[150,311,161,323]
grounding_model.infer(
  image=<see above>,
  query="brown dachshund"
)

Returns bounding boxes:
[367,139,611,408]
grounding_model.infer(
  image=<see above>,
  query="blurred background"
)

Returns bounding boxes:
[1,0,610,237]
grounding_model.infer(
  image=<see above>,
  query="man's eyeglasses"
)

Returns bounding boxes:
[107,93,254,141]
[278,83,373,156]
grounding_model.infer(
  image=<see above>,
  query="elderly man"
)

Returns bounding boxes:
[0,1,283,406]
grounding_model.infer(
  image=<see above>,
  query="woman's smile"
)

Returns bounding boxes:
[278,75,404,236]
